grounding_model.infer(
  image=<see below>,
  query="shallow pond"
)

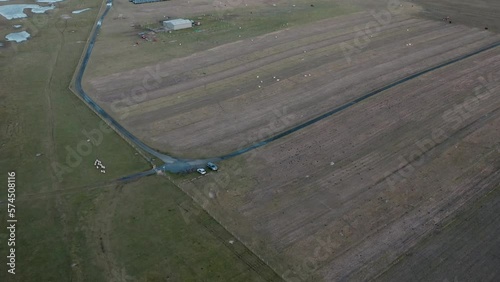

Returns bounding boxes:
[0,4,55,20]
[6,31,30,42]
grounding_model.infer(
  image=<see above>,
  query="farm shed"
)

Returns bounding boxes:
[163,19,192,30]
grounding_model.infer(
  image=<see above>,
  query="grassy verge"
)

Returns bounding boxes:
[109,176,275,281]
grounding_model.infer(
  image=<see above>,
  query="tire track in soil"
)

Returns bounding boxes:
[45,15,87,282]
[44,24,63,189]
[90,184,129,281]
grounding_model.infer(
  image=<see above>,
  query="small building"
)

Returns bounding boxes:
[163,19,192,31]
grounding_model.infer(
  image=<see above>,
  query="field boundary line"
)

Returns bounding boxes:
[171,179,284,281]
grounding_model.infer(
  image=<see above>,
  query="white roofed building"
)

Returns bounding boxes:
[163,19,192,30]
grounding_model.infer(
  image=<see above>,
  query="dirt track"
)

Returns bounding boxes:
[176,47,500,280]
[88,6,500,158]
